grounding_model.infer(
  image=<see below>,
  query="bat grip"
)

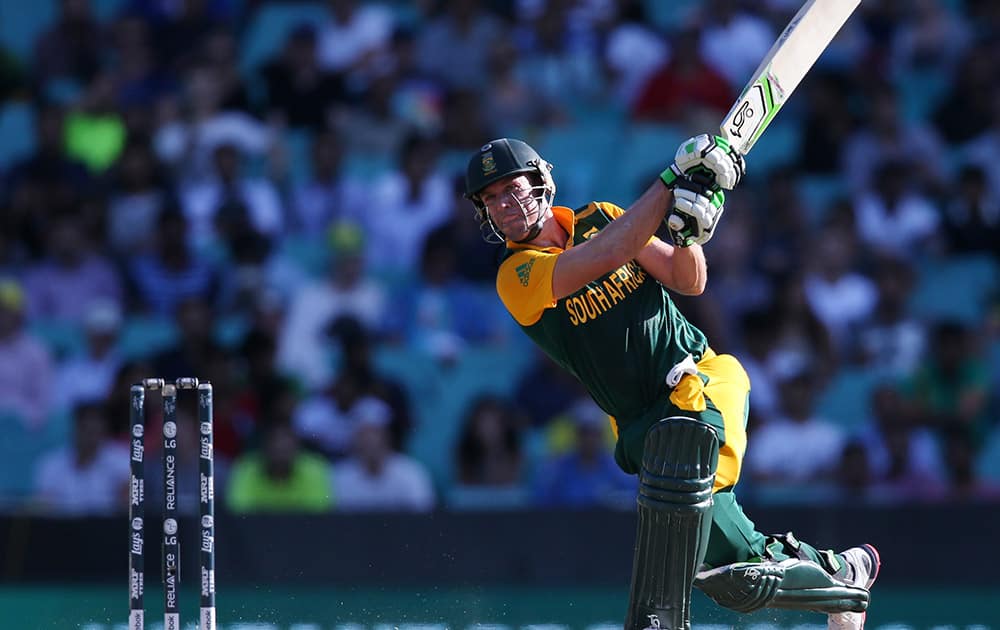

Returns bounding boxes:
[665,212,696,247]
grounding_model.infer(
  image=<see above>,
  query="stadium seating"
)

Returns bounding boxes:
[0,0,55,61]
[0,101,36,169]
[239,2,330,74]
[910,253,999,325]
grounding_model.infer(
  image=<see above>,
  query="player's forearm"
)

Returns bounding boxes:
[668,244,707,295]
[551,183,672,300]
[636,239,707,295]
[589,183,672,268]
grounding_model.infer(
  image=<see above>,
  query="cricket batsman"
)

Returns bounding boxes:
[464,136,880,630]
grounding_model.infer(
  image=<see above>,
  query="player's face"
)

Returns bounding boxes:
[479,174,539,241]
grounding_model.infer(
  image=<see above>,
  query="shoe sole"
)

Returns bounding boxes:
[860,544,881,589]
[829,544,881,630]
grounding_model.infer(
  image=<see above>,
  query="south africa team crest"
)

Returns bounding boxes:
[481,152,496,175]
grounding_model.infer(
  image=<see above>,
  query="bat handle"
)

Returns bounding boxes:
[666,212,696,248]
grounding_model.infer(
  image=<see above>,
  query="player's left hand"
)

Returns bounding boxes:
[667,176,725,247]
[672,134,745,190]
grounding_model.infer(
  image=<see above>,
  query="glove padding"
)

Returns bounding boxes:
[673,133,745,190]
[667,176,725,247]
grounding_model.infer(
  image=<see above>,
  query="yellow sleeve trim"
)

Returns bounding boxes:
[593,201,625,219]
[497,250,560,326]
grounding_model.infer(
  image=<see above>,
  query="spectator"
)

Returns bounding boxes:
[261,25,345,130]
[439,87,496,153]
[290,131,367,235]
[856,258,925,377]
[631,26,732,126]
[128,207,221,316]
[199,29,253,114]
[905,321,992,446]
[533,399,634,508]
[3,106,92,257]
[0,280,54,428]
[219,326,285,456]
[840,82,946,194]
[332,70,411,157]
[0,46,23,101]
[483,33,553,131]
[941,164,1000,254]
[798,70,858,175]
[889,0,970,76]
[332,397,435,512]
[387,237,505,359]
[64,72,128,173]
[960,85,1000,201]
[382,27,448,134]
[154,297,223,380]
[753,166,818,278]
[33,0,103,86]
[293,318,411,455]
[513,1,604,110]
[416,0,502,90]
[932,40,996,144]
[702,206,772,328]
[54,300,123,411]
[454,395,525,487]
[852,159,940,259]
[106,139,170,257]
[514,348,589,428]
[696,0,774,90]
[109,14,174,109]
[151,0,227,74]
[803,223,878,353]
[317,0,396,76]
[277,223,388,388]
[424,175,505,285]
[293,369,362,459]
[33,401,129,515]
[746,368,846,485]
[23,213,123,324]
[855,384,947,501]
[331,318,412,450]
[833,439,873,501]
[942,427,1000,500]
[153,64,273,181]
[4,103,91,201]
[227,417,333,514]
[179,142,284,250]
[364,133,452,275]
[737,309,781,425]
[602,0,669,108]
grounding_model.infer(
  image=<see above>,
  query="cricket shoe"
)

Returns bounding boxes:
[828,544,880,630]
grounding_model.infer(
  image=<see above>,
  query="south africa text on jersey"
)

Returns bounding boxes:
[565,261,647,326]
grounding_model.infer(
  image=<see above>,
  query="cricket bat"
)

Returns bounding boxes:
[719,0,862,154]
[669,0,861,236]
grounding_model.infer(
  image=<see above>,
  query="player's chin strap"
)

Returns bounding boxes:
[511,159,556,244]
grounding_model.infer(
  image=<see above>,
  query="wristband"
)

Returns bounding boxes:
[659,163,682,189]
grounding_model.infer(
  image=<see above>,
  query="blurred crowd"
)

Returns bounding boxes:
[1,0,999,517]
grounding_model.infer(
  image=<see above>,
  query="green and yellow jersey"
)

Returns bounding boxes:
[497,202,750,489]
[497,203,709,423]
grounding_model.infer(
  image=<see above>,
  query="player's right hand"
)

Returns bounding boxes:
[666,176,725,248]
[672,134,745,190]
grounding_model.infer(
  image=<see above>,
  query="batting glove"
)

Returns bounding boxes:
[665,176,725,247]
[672,133,745,190]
